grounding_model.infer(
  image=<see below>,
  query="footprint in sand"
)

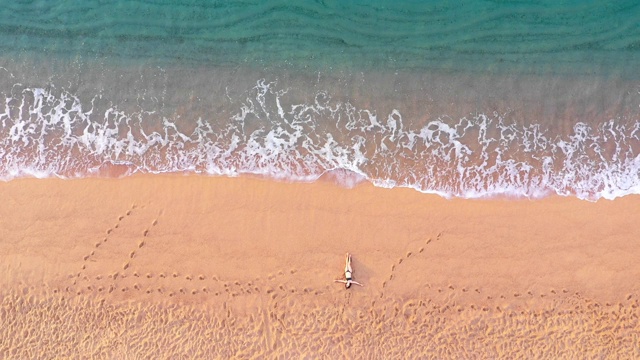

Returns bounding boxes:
[152,219,158,226]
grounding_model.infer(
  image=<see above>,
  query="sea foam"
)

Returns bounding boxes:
[0,79,638,201]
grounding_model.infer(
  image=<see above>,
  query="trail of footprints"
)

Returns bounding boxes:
[62,208,318,300]
[122,215,158,272]
[62,220,638,312]
[65,203,159,295]
[86,267,318,300]
[374,232,633,312]
[380,232,444,298]
[81,204,155,269]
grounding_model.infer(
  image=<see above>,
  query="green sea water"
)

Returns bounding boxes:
[2,0,639,76]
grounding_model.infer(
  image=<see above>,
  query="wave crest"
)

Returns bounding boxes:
[1,79,638,200]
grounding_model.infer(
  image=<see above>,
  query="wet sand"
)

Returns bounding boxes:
[0,175,639,358]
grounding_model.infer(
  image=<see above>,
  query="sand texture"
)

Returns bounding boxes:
[0,175,639,358]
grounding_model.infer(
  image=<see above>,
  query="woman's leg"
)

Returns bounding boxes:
[345,253,353,273]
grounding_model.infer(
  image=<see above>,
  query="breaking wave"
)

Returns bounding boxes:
[1,79,638,200]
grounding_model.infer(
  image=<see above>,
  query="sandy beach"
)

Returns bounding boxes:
[0,175,639,358]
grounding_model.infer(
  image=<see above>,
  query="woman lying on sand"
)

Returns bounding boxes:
[334,253,364,289]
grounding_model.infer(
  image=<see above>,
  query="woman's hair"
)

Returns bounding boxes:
[345,282,351,289]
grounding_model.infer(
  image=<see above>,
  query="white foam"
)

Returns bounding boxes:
[0,79,639,201]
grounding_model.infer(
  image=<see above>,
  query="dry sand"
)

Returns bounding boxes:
[0,175,639,358]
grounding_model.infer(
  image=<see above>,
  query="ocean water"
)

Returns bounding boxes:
[0,0,639,200]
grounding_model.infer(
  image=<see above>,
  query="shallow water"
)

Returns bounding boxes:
[0,0,639,199]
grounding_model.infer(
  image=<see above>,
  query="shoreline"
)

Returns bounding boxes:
[1,175,639,357]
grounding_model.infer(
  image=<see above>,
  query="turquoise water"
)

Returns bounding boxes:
[2,0,639,74]
[0,1,639,199]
